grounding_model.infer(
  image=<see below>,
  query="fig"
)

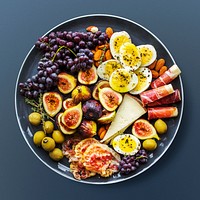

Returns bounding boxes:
[82,100,102,120]
[132,119,160,140]
[99,87,122,111]
[63,98,77,110]
[71,85,91,104]
[57,72,77,94]
[43,92,62,117]
[97,110,116,124]
[92,80,110,100]
[61,103,83,129]
[78,65,98,85]
[78,120,97,138]
[56,113,76,135]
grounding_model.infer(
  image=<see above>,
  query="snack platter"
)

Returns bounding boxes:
[15,14,184,184]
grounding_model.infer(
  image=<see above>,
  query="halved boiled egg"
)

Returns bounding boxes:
[119,42,141,71]
[97,59,123,81]
[109,68,138,93]
[137,44,157,67]
[112,134,141,155]
[129,67,152,95]
[110,31,131,60]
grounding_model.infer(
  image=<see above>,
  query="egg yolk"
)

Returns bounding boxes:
[104,62,122,76]
[133,72,147,92]
[140,47,153,66]
[114,36,131,53]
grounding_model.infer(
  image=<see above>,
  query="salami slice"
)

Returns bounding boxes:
[147,89,181,106]
[151,65,181,88]
[140,84,174,105]
[147,106,178,120]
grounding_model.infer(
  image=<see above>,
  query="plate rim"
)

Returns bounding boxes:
[15,13,184,185]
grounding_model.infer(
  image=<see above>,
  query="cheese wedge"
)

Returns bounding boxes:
[101,94,147,143]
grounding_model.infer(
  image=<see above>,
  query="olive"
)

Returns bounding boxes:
[142,139,157,151]
[49,148,64,161]
[28,112,42,126]
[154,119,167,134]
[52,130,65,144]
[41,137,55,151]
[33,131,46,146]
[43,121,54,134]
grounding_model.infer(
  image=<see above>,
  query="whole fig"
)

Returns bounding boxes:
[78,120,97,138]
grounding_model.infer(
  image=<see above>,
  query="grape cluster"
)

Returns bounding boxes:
[19,58,60,99]
[119,149,148,175]
[35,30,108,73]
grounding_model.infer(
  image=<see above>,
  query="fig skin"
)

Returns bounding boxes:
[71,85,91,104]
[99,87,122,111]
[78,65,98,85]
[43,92,62,117]
[82,100,103,120]
[62,98,77,110]
[97,110,116,124]
[92,80,110,100]
[78,120,97,138]
[57,72,77,94]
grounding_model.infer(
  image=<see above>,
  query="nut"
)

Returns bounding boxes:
[159,66,168,76]
[148,60,157,69]
[94,49,103,61]
[86,26,98,33]
[155,58,165,71]
[105,49,112,60]
[151,70,159,79]
[106,27,114,38]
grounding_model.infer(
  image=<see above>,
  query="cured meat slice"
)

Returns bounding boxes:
[140,84,174,105]
[147,89,181,106]
[147,106,178,120]
[151,65,181,88]
[82,143,120,177]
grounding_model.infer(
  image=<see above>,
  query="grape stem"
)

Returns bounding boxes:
[51,45,77,62]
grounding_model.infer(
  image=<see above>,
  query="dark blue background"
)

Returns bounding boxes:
[0,0,199,199]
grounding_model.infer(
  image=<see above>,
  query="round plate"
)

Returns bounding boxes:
[15,14,184,184]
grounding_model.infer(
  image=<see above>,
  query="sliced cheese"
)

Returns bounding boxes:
[101,94,147,143]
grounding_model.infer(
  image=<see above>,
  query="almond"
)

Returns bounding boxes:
[105,49,112,60]
[86,26,98,33]
[155,58,165,71]
[94,49,103,61]
[148,60,157,70]
[159,66,168,76]
[151,70,159,79]
[106,27,114,38]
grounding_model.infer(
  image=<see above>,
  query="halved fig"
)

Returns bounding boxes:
[71,85,91,104]
[56,113,76,135]
[97,110,116,124]
[61,102,83,129]
[92,80,110,100]
[43,92,62,117]
[99,87,122,111]
[63,98,77,110]
[57,72,77,94]
[78,65,98,85]
[132,119,160,140]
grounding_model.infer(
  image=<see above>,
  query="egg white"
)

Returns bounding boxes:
[137,44,157,67]
[129,67,152,95]
[112,134,141,155]
[97,59,123,81]
[109,68,138,93]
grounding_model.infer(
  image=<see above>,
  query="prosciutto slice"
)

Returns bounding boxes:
[147,89,181,106]
[140,84,174,105]
[148,106,178,120]
[151,65,181,88]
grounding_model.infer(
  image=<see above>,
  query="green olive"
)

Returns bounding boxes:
[142,139,157,151]
[33,131,46,146]
[52,130,65,143]
[49,148,64,161]
[154,119,168,134]
[28,112,42,126]
[43,121,54,134]
[41,137,55,151]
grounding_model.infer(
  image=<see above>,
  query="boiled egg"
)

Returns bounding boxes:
[129,67,152,95]
[137,44,157,67]
[110,31,132,60]
[119,42,141,71]
[109,68,138,93]
[112,134,141,155]
[97,59,123,81]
